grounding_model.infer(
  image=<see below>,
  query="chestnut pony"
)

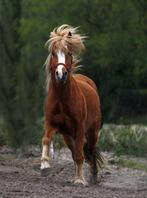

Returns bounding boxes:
[41,25,103,185]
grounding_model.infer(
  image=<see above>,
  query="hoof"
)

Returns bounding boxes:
[40,161,50,170]
[41,167,50,176]
[74,178,88,186]
[40,161,50,176]
[90,177,97,185]
[90,174,97,184]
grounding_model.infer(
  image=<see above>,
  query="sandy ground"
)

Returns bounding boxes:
[0,146,147,198]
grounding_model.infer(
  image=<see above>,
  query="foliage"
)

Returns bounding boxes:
[0,119,7,146]
[0,0,147,147]
[99,125,147,157]
[53,134,65,150]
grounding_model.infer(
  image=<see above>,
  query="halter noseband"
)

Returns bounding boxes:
[50,51,73,72]
[55,63,66,67]
[55,63,71,72]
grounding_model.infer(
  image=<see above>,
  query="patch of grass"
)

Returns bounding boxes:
[47,125,147,158]
[99,125,147,157]
[116,157,147,172]
[53,134,65,150]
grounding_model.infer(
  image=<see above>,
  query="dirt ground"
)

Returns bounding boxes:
[0,146,147,198]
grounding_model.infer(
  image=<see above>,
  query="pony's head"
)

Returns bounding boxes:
[48,49,73,84]
[45,24,86,86]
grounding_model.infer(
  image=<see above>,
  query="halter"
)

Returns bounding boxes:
[50,50,73,72]
[55,63,66,67]
[55,63,72,72]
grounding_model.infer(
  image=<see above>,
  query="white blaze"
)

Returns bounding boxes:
[56,65,64,79]
[57,50,65,63]
[56,50,65,79]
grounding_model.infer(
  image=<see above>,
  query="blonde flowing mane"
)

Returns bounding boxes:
[45,24,86,54]
[45,24,86,90]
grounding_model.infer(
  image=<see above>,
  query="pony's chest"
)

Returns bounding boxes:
[50,104,75,134]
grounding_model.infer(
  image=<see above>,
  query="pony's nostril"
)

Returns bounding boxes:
[64,71,68,76]
[56,71,59,76]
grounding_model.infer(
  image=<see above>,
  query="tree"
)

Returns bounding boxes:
[0,0,147,147]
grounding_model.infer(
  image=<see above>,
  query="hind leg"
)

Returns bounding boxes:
[63,134,75,160]
[86,124,99,182]
[41,121,55,170]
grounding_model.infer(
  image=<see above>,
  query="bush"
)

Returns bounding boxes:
[99,125,147,157]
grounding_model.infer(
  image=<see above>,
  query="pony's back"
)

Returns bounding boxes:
[73,74,97,91]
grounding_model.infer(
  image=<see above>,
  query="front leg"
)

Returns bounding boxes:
[41,122,55,170]
[74,125,87,185]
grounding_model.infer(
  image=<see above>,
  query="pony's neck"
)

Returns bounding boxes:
[51,75,72,102]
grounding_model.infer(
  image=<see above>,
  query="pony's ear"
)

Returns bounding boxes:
[68,31,72,37]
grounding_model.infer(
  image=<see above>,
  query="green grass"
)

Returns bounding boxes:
[53,134,65,150]
[116,157,147,172]
[99,125,147,157]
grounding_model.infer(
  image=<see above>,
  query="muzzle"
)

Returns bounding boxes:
[55,63,68,83]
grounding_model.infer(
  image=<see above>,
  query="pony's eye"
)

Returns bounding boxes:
[68,52,72,56]
[52,51,56,57]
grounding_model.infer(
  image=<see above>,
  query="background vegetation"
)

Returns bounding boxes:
[99,125,147,156]
[0,0,147,150]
